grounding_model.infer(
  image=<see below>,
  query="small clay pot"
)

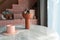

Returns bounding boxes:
[6,25,16,34]
[3,25,17,35]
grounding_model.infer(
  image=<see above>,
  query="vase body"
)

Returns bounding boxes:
[23,13,34,29]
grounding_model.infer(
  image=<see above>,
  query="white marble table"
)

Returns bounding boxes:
[0,25,59,40]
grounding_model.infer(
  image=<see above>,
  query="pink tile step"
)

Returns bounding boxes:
[18,0,29,4]
[14,13,23,19]
[12,5,26,11]
[0,19,37,26]
[12,4,20,9]
[6,9,13,12]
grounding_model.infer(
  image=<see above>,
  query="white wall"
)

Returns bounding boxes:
[48,0,60,36]
[48,0,53,30]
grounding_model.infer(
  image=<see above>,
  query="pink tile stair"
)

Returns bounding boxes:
[0,0,37,26]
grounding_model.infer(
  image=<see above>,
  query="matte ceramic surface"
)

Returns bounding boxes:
[23,13,34,29]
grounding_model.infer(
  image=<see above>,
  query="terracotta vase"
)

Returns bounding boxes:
[23,13,34,29]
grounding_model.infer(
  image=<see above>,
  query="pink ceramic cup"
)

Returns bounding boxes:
[6,25,15,34]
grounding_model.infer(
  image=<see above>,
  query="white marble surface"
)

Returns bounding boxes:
[0,25,59,40]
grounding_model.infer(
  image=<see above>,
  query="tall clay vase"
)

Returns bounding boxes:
[22,13,34,29]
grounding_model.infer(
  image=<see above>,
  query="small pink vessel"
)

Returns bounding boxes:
[3,25,17,35]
